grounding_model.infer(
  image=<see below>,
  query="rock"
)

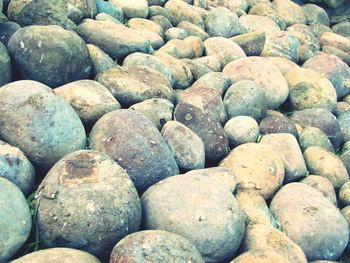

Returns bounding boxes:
[160,39,195,59]
[270,183,349,261]
[241,224,308,263]
[161,121,205,171]
[164,0,204,28]
[128,18,164,38]
[8,25,91,87]
[129,99,173,130]
[177,21,210,41]
[174,102,229,163]
[95,12,122,23]
[231,250,290,263]
[239,15,281,34]
[183,60,211,79]
[177,85,227,125]
[319,32,350,53]
[261,31,300,62]
[0,141,35,196]
[77,20,153,61]
[89,109,179,193]
[272,0,306,26]
[67,0,96,18]
[307,0,345,8]
[287,24,320,62]
[195,55,222,72]
[259,115,299,138]
[284,68,337,111]
[96,66,173,107]
[148,6,170,19]
[86,44,117,77]
[334,102,350,117]
[141,173,245,263]
[7,0,69,28]
[326,2,350,24]
[109,0,148,18]
[110,230,204,263]
[183,36,204,58]
[150,15,173,32]
[204,37,246,68]
[301,175,337,206]
[291,108,343,150]
[191,72,232,96]
[260,133,307,182]
[12,248,101,263]
[299,127,335,153]
[265,56,300,76]
[220,143,285,199]
[0,42,11,87]
[248,3,287,30]
[322,46,350,66]
[231,32,266,56]
[54,80,121,127]
[304,53,350,99]
[304,146,349,189]
[96,0,124,21]
[340,181,350,207]
[223,56,289,109]
[0,80,86,170]
[332,22,350,37]
[338,112,350,142]
[185,167,237,193]
[36,150,141,261]
[302,4,330,26]
[224,116,259,148]
[164,27,188,41]
[0,21,21,47]
[224,80,267,121]
[0,177,31,262]
[205,7,246,38]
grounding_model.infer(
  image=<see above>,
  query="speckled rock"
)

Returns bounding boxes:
[224,116,259,147]
[128,18,164,38]
[109,0,148,18]
[298,127,335,153]
[0,41,11,87]
[110,230,204,263]
[191,72,231,96]
[339,181,350,207]
[272,0,306,26]
[0,21,21,47]
[302,4,330,26]
[8,25,91,87]
[301,175,337,206]
[231,32,266,56]
[86,44,117,77]
[319,32,350,53]
[177,21,210,41]
[259,115,299,137]
[270,183,349,261]
[248,3,286,30]
[0,177,31,262]
[231,250,291,263]
[223,56,289,109]
[150,15,173,32]
[164,0,204,28]
[265,56,299,76]
[141,173,245,263]
[96,0,123,21]
[220,143,285,199]
[239,15,281,34]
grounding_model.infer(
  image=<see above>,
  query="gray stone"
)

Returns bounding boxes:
[272,0,306,26]
[301,175,337,206]
[109,0,148,18]
[224,116,259,147]
[0,41,11,87]
[299,127,335,153]
[0,21,21,47]
[239,15,281,34]
[177,21,209,41]
[302,4,330,26]
[164,27,188,41]
[191,72,232,96]
[150,15,173,31]
[86,44,117,77]
[231,31,266,56]
[96,0,124,21]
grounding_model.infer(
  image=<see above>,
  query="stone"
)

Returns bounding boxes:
[299,127,335,153]
[0,80,86,170]
[0,21,21,47]
[183,36,204,58]
[177,21,209,41]
[223,56,289,109]
[67,0,97,18]
[239,15,281,34]
[272,0,306,26]
[150,15,173,32]
[86,44,117,77]
[96,0,124,21]
[265,56,300,76]
[161,121,205,171]
[259,115,299,137]
[301,175,337,206]
[231,32,266,56]
[174,102,229,163]
[224,116,259,148]
[191,72,232,96]
[302,4,330,26]
[109,0,148,18]
[0,141,35,196]
[164,0,204,28]
[260,133,307,182]
[319,32,350,53]
[220,143,285,199]
[89,109,179,193]
[332,22,350,37]
[164,27,188,41]
[231,250,290,263]
[8,25,91,87]
[194,55,222,72]
[0,41,11,87]
[248,3,287,30]
[141,173,245,263]
[0,177,31,262]
[128,18,164,38]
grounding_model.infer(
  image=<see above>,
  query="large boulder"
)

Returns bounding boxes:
[8,25,91,87]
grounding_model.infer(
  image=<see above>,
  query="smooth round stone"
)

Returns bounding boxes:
[271,0,306,26]
[224,116,259,148]
[339,181,350,207]
[36,150,141,261]
[239,15,281,34]
[224,81,267,122]
[0,80,86,170]
[141,173,245,263]
[182,59,213,81]
[299,127,335,153]
[309,24,332,38]
[291,108,343,151]
[150,15,173,32]
[12,248,101,263]
[128,18,164,38]
[148,6,170,19]
[319,32,350,53]
[0,177,31,262]
[0,21,21,47]
[259,115,298,138]
[86,44,117,77]
[301,175,337,206]
[231,250,290,263]
[332,22,350,37]
[177,21,210,41]
[220,143,285,199]
[8,25,91,87]
[164,27,188,41]
[54,80,121,127]
[270,183,349,261]
[109,0,148,18]
[285,68,337,112]
[0,41,11,87]
[302,4,330,26]
[183,36,204,58]
[334,102,350,117]
[338,112,350,142]
[223,56,289,109]
[110,230,204,263]
[0,141,35,196]
[322,45,350,66]
[248,3,287,30]
[265,56,299,77]
[89,109,179,193]
[304,146,349,190]
[191,72,232,96]
[161,121,205,171]
[195,55,222,72]
[231,31,266,56]
[160,39,195,59]
[96,0,124,21]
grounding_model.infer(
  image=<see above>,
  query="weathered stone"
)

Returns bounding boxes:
[86,44,117,77]
[231,32,266,56]
[319,32,350,53]
[239,15,281,33]
[272,0,306,26]
[259,115,298,137]
[164,0,204,28]
[0,42,11,87]
[248,3,287,30]
[301,175,337,206]
[191,72,231,96]
[299,127,335,153]
[302,4,330,26]
[177,21,209,41]
[96,0,124,21]
[109,0,148,18]
[0,21,21,47]
[224,116,259,147]
[128,18,164,38]
[150,15,173,32]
